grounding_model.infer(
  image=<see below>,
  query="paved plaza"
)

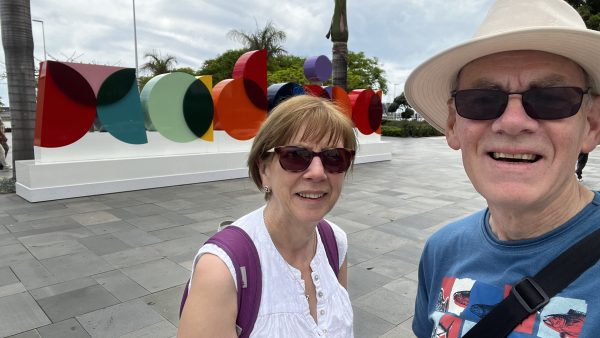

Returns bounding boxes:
[1,136,599,337]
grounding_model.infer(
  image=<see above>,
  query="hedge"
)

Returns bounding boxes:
[381,120,443,137]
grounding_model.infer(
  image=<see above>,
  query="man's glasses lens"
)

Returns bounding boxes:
[452,87,586,120]
[272,146,355,173]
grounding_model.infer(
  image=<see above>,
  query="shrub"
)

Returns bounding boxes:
[381,119,442,137]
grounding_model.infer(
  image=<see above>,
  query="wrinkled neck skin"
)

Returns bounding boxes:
[263,203,317,267]
[488,182,594,241]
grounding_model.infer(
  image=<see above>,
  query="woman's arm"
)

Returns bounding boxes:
[177,254,238,338]
[338,255,348,289]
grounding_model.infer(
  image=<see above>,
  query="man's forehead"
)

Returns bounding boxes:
[457,50,587,88]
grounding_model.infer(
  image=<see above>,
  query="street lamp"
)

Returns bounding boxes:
[32,19,47,60]
[132,0,139,80]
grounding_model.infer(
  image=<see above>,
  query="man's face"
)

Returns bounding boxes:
[446,50,599,211]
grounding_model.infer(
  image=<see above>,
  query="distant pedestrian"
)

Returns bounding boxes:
[576,152,589,181]
[0,117,9,171]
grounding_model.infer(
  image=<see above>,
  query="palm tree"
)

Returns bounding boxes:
[141,50,178,76]
[1,0,37,176]
[227,21,287,60]
[326,0,348,90]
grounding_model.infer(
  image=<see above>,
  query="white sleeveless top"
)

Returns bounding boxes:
[191,206,354,338]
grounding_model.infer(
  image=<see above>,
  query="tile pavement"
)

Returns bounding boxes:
[1,136,599,337]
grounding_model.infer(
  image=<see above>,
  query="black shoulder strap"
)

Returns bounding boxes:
[464,225,600,338]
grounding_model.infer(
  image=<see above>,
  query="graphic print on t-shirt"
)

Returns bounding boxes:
[431,276,588,337]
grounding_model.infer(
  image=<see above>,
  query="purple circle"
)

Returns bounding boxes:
[303,55,332,82]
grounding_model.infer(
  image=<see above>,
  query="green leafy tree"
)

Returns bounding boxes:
[197,49,247,85]
[227,21,287,60]
[1,0,37,175]
[401,107,415,120]
[174,67,197,76]
[346,51,387,92]
[567,0,600,30]
[268,55,308,85]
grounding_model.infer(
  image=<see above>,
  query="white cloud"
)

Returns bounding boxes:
[0,0,496,105]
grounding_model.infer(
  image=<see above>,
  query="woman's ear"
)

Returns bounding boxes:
[446,99,461,150]
[259,159,271,187]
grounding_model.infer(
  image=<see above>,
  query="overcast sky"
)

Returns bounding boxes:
[0,0,495,105]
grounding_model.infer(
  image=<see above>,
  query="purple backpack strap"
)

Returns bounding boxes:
[317,220,340,277]
[179,225,261,338]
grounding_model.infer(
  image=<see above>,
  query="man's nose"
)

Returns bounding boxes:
[491,94,539,134]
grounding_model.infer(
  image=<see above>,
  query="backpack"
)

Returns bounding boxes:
[179,219,340,338]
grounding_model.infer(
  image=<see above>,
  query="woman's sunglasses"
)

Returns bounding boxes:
[267,146,355,173]
[451,87,589,120]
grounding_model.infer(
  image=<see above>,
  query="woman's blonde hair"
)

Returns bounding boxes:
[247,95,358,199]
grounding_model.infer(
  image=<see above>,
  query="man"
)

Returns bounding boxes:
[404,0,600,336]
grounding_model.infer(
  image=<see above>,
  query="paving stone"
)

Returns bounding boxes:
[124,215,186,232]
[154,199,197,211]
[40,250,113,281]
[0,243,36,268]
[354,287,415,325]
[65,201,112,213]
[141,285,185,326]
[102,246,163,269]
[76,299,165,338]
[70,211,121,226]
[147,235,208,260]
[121,259,190,293]
[0,293,50,337]
[352,306,396,338]
[123,204,169,217]
[92,270,149,302]
[77,234,132,256]
[36,318,91,338]
[116,321,177,338]
[111,228,162,247]
[347,265,393,300]
[355,253,419,280]
[35,283,120,323]
[83,220,136,235]
[149,225,204,241]
[10,260,62,290]
[6,330,41,338]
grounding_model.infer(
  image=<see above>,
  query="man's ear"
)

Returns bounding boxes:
[446,98,461,150]
[582,95,600,153]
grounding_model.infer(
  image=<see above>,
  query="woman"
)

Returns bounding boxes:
[178,95,357,337]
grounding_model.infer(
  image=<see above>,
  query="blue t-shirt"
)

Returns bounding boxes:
[413,192,600,338]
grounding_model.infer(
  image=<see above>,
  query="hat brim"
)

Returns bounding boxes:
[404,27,600,133]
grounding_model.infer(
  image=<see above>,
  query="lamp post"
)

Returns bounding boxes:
[32,19,47,60]
[132,0,139,80]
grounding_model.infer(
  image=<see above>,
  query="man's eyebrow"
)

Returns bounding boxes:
[528,74,569,87]
[465,79,502,89]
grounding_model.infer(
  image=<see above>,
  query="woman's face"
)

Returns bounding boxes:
[260,129,347,226]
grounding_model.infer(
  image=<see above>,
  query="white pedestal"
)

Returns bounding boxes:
[16,131,391,202]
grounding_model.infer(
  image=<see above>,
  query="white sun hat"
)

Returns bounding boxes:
[404,0,600,133]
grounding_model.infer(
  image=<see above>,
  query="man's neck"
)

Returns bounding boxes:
[488,185,595,241]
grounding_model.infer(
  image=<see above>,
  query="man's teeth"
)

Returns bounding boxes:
[492,152,538,161]
[298,192,324,199]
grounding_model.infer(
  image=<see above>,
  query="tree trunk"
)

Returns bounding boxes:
[0,0,36,177]
[332,41,348,91]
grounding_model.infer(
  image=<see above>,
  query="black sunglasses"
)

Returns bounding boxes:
[267,146,355,173]
[451,87,589,120]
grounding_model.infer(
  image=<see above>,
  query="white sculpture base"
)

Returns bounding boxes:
[15,131,391,202]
